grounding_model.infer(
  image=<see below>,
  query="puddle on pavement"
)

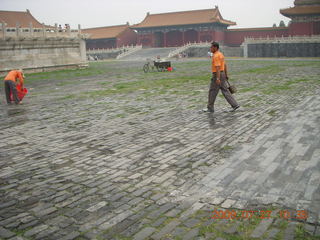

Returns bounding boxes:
[207,114,216,128]
[4,107,29,125]
[6,107,27,116]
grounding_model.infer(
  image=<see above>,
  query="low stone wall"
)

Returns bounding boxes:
[184,46,243,58]
[246,42,320,57]
[221,46,244,57]
[184,47,208,58]
[0,37,88,73]
[87,51,121,60]
[243,36,320,57]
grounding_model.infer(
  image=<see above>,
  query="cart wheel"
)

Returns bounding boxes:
[143,64,149,73]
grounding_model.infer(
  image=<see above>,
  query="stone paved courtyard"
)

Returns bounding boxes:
[0,59,320,240]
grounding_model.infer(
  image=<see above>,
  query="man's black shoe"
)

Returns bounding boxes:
[202,108,214,113]
[231,105,240,112]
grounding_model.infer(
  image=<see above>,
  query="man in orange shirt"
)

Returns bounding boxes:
[4,69,24,104]
[203,42,239,113]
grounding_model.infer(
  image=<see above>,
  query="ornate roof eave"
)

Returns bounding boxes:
[83,23,129,31]
[131,20,236,30]
[131,7,236,30]
[0,9,45,28]
[280,6,320,17]
[227,27,288,32]
[87,37,117,40]
[83,24,130,39]
[294,0,320,6]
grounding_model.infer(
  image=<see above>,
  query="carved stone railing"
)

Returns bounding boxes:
[244,35,320,43]
[87,45,142,54]
[168,41,211,58]
[0,22,88,40]
[116,44,143,59]
[242,35,320,58]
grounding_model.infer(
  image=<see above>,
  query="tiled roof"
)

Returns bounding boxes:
[227,27,288,32]
[294,0,320,6]
[83,24,130,39]
[132,7,236,29]
[0,10,44,28]
[280,6,320,16]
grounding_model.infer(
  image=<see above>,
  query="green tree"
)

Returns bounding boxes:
[279,20,285,27]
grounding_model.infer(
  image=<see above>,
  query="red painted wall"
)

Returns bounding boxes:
[117,28,137,47]
[184,30,198,44]
[213,31,225,43]
[289,22,314,36]
[225,28,289,46]
[86,28,137,49]
[199,31,213,42]
[166,31,183,47]
[136,22,318,48]
[137,33,154,47]
[138,29,221,47]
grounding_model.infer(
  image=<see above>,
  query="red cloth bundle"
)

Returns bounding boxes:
[10,84,28,101]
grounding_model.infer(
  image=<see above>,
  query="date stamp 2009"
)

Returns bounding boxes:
[212,209,308,220]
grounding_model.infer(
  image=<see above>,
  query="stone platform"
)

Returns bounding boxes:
[0,59,319,239]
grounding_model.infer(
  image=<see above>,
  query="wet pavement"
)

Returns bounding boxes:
[0,59,320,239]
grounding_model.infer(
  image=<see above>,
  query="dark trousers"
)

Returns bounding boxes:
[4,80,20,104]
[207,72,238,110]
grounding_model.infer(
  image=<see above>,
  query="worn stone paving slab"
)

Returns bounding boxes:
[0,59,319,239]
[193,95,320,220]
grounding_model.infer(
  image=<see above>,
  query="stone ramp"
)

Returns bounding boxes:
[119,47,177,61]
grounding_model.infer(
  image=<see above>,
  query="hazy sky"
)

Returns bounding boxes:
[1,0,294,29]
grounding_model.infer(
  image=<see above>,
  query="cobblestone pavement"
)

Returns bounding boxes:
[0,59,320,239]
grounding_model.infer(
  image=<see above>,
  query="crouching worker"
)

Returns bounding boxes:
[4,69,25,104]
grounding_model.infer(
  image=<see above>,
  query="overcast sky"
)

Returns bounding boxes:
[1,0,294,29]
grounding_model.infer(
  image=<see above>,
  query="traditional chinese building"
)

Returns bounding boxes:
[0,9,51,30]
[131,7,236,47]
[280,0,320,35]
[2,0,319,52]
[129,0,320,48]
[83,23,137,49]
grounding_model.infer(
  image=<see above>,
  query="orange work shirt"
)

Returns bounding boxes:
[211,51,225,73]
[4,70,24,85]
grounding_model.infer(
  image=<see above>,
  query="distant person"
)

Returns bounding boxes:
[203,42,239,113]
[4,69,25,104]
[64,24,69,32]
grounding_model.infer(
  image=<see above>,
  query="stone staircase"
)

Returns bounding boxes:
[168,42,211,58]
[116,45,143,59]
[118,47,177,61]
[115,42,243,60]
